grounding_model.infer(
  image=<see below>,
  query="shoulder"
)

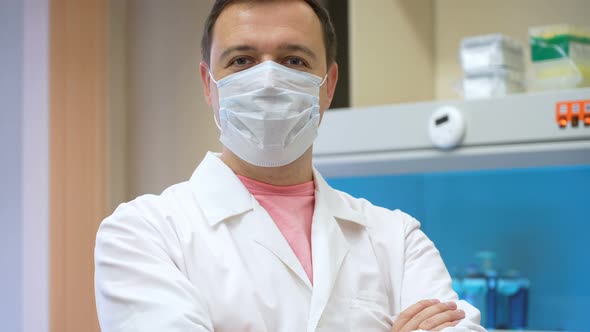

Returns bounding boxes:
[126,181,192,216]
[97,181,198,244]
[111,181,191,220]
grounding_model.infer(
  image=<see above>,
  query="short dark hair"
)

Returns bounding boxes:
[201,0,337,66]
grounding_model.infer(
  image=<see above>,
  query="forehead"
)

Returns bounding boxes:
[210,1,326,61]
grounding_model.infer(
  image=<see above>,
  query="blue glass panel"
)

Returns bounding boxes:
[327,165,590,331]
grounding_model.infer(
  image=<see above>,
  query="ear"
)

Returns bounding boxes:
[199,61,212,106]
[323,62,339,110]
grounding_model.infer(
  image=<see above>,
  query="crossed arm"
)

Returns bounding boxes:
[387,213,486,332]
[390,299,465,332]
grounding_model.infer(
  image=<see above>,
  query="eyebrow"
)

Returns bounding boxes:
[277,44,318,61]
[219,45,258,62]
[218,44,318,62]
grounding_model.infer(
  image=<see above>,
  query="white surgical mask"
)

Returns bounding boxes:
[209,61,326,167]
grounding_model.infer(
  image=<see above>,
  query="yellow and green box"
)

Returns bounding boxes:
[530,24,590,89]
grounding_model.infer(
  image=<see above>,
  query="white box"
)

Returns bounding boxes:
[463,67,525,99]
[461,34,525,73]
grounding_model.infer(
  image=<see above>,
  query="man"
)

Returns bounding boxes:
[95,1,486,331]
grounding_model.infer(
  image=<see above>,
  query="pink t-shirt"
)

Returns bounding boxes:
[237,175,315,284]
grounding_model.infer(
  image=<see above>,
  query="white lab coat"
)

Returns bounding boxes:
[95,152,486,332]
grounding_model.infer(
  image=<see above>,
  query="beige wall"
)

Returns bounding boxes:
[348,0,590,105]
[434,0,590,100]
[349,0,435,107]
[109,0,129,210]
[110,0,590,203]
[109,0,220,206]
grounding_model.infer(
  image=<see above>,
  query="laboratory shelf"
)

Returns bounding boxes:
[313,88,590,177]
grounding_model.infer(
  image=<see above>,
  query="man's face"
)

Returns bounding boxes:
[200,0,338,121]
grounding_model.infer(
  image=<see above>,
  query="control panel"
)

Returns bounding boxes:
[556,99,590,128]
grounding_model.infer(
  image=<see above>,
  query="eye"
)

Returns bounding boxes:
[230,56,254,67]
[284,57,307,68]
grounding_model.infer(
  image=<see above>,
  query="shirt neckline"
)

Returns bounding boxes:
[236,174,315,196]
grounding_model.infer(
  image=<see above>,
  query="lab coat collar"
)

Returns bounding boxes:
[190,152,254,225]
[312,167,366,227]
[189,152,366,227]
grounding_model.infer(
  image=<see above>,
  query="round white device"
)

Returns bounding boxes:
[428,106,466,150]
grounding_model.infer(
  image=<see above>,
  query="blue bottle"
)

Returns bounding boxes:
[455,263,489,326]
[476,251,498,329]
[486,270,498,329]
[509,280,529,329]
[497,271,529,329]
[463,277,488,325]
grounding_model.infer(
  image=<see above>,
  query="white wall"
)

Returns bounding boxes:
[0,2,49,332]
[0,1,49,332]
[0,1,24,331]
[22,0,50,331]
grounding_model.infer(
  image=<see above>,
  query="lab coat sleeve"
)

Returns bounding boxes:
[94,203,213,332]
[400,213,487,332]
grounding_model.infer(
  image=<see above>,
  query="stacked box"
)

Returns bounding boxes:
[460,34,526,99]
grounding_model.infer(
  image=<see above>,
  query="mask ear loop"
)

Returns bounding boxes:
[212,109,222,131]
[316,74,329,128]
[319,74,328,87]
[208,69,222,131]
[208,69,219,85]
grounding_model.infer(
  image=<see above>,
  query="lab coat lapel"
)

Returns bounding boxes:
[190,152,253,225]
[253,205,313,289]
[307,207,349,332]
[307,169,363,332]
